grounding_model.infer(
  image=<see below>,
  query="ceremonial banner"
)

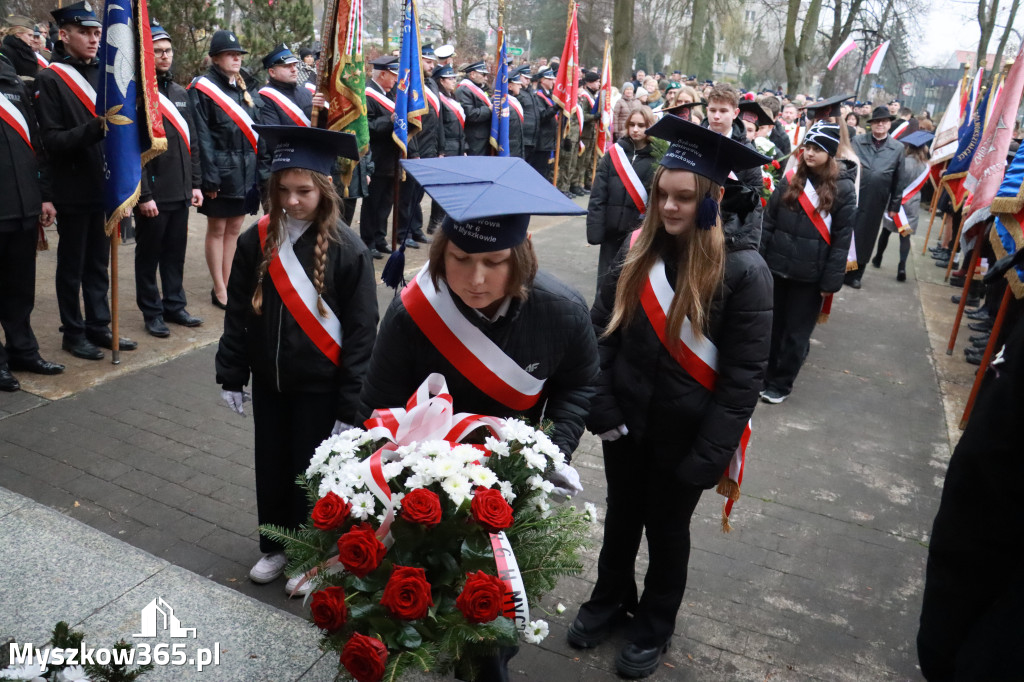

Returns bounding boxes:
[965,45,1024,218]
[827,36,857,71]
[941,86,990,211]
[97,0,166,236]
[596,38,612,153]
[489,25,509,156]
[323,0,368,153]
[392,0,426,155]
[552,1,579,115]
[863,41,889,75]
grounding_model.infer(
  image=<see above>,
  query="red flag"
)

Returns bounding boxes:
[966,44,1024,218]
[552,2,579,115]
[863,41,889,75]
[596,38,612,153]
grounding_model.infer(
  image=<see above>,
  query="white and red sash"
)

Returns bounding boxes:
[0,95,32,149]
[304,82,316,94]
[35,53,49,69]
[365,85,396,113]
[892,166,930,236]
[579,90,595,110]
[259,86,311,126]
[440,94,465,127]
[789,123,804,147]
[257,216,342,366]
[157,92,190,153]
[423,86,439,115]
[401,264,546,411]
[609,143,647,214]
[891,120,909,139]
[48,62,96,116]
[458,79,491,108]
[784,168,832,244]
[507,94,523,122]
[192,76,258,153]
[628,229,752,529]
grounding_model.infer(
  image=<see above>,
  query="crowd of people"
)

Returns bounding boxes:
[1,5,1019,679]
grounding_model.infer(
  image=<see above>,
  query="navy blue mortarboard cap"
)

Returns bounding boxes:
[262,44,299,69]
[51,1,100,28]
[150,22,171,43]
[646,114,770,186]
[370,55,399,70]
[399,157,585,253]
[209,29,247,56]
[738,100,773,128]
[432,64,456,80]
[900,130,934,148]
[254,125,359,175]
[805,92,853,119]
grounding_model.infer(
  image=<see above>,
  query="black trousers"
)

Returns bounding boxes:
[577,434,704,648]
[55,209,110,339]
[250,379,337,553]
[134,202,189,321]
[597,234,628,294]
[854,210,886,272]
[399,176,427,242]
[359,174,395,249]
[0,223,41,366]
[342,198,359,226]
[874,229,910,267]
[764,276,823,396]
[529,148,553,181]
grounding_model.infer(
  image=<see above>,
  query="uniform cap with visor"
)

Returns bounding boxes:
[149,21,171,43]
[262,44,299,70]
[50,1,100,28]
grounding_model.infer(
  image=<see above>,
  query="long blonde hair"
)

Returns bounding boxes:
[605,166,726,341]
[252,169,341,316]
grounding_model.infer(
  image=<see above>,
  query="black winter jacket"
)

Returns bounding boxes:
[508,99,524,158]
[456,80,492,156]
[140,72,200,208]
[408,79,444,159]
[361,270,600,459]
[533,87,559,152]
[366,78,399,176]
[437,90,465,156]
[0,54,49,224]
[35,43,105,210]
[588,224,773,488]
[760,159,858,293]
[189,65,262,199]
[1,35,39,80]
[215,219,378,422]
[586,138,656,245]
[516,88,539,149]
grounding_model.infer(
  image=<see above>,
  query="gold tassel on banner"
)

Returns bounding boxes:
[817,312,830,324]
[716,473,740,534]
[846,261,859,272]
[721,508,732,533]
[36,223,49,251]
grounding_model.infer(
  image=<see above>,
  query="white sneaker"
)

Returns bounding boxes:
[284,574,314,598]
[249,552,287,583]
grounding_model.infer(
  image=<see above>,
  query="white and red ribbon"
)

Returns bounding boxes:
[193,76,258,152]
[259,86,311,126]
[609,142,647,214]
[157,92,190,152]
[365,85,396,113]
[902,166,930,204]
[423,86,439,115]
[35,53,49,69]
[48,62,96,116]
[304,82,316,94]
[440,93,465,127]
[0,94,32,149]
[458,79,491,108]
[508,94,524,122]
[891,120,909,139]
[258,216,342,366]
[401,265,546,411]
[785,168,832,245]
[489,531,530,631]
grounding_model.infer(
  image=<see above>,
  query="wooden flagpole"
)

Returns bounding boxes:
[920,184,942,254]
[551,0,574,188]
[311,0,339,127]
[959,286,1012,428]
[591,26,609,187]
[110,223,120,364]
[946,240,983,354]
[943,211,968,282]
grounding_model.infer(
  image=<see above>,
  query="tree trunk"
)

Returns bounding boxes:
[819,0,864,95]
[977,0,1000,71]
[993,0,1021,74]
[684,0,709,76]
[612,0,634,86]
[382,0,390,53]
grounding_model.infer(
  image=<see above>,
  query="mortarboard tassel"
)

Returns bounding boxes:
[381,245,407,291]
[697,193,720,231]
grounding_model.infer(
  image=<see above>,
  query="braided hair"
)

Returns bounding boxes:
[252,170,342,316]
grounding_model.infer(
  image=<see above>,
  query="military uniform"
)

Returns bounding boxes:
[573,82,600,192]
[557,103,581,194]
[359,57,400,254]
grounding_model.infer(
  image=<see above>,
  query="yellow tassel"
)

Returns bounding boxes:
[846,261,859,273]
[716,476,740,502]
[817,312,830,324]
[721,507,732,533]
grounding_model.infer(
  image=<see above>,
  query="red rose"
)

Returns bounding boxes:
[340,632,388,682]
[772,159,781,170]
[310,586,347,632]
[470,487,513,532]
[311,492,352,530]
[337,523,387,577]
[400,488,442,527]
[455,571,506,624]
[379,565,433,620]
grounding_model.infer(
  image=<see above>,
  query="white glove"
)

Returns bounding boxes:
[599,424,629,441]
[331,420,355,435]
[221,389,250,415]
[546,465,584,498]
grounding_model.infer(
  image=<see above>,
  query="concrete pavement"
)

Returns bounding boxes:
[0,203,969,680]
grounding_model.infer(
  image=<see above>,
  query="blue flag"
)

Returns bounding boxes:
[489,32,509,156]
[941,86,990,211]
[97,0,142,235]
[393,0,426,155]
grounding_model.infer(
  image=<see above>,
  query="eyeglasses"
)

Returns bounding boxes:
[154,48,173,56]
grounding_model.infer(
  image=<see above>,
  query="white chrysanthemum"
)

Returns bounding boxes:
[0,662,47,681]
[523,448,547,471]
[382,462,404,479]
[390,491,405,509]
[484,436,511,458]
[584,502,599,524]
[349,492,376,519]
[498,480,517,502]
[526,474,545,490]
[431,456,462,479]
[523,619,549,644]
[441,475,472,506]
[536,498,551,513]
[556,603,566,614]
[56,666,91,682]
[468,465,498,488]
[404,473,428,490]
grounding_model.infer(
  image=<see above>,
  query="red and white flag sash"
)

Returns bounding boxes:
[304,82,316,94]
[157,92,190,153]
[508,95,524,122]
[902,166,929,204]
[35,53,49,69]
[49,63,96,116]
[193,76,258,153]
[259,86,311,126]
[891,120,909,139]
[0,95,32,149]
[401,264,545,411]
[365,85,396,113]
[785,168,832,244]
[790,123,804,147]
[609,143,647,214]
[257,216,342,366]
[423,86,439,115]
[893,207,911,235]
[458,79,491,108]
[441,94,465,127]
[579,90,595,109]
